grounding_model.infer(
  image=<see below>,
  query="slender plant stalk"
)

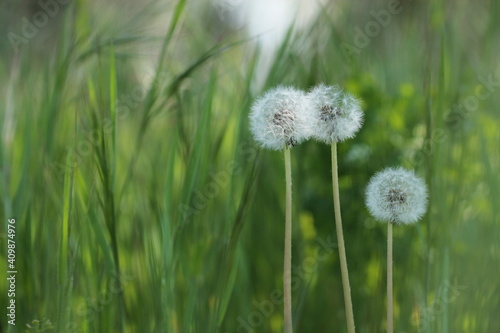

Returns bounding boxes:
[284,147,293,333]
[331,142,355,333]
[387,222,393,333]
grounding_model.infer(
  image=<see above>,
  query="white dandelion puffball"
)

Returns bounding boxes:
[365,167,428,224]
[308,84,363,143]
[250,86,312,150]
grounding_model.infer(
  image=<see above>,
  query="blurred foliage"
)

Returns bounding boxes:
[1,0,499,332]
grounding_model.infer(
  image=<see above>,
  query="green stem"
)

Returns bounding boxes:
[331,142,355,333]
[284,147,293,333]
[387,222,393,333]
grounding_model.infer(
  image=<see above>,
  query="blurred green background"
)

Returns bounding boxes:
[0,0,499,332]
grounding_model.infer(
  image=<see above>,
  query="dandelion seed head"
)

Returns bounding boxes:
[250,86,312,150]
[308,84,363,143]
[365,167,428,224]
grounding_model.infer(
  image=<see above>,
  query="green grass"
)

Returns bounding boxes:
[1,0,499,332]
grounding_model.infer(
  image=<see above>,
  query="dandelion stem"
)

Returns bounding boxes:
[387,221,393,333]
[331,142,355,333]
[284,147,293,333]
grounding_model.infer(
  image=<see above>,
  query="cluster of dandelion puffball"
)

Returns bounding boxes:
[249,84,363,150]
[250,85,428,224]
[365,167,428,224]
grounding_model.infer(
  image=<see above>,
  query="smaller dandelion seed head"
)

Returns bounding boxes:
[365,167,428,225]
[307,84,363,143]
[249,86,313,150]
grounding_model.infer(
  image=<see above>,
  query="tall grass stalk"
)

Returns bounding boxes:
[56,138,75,331]
[331,142,355,333]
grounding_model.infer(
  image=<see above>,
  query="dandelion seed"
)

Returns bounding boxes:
[250,86,312,150]
[365,167,428,224]
[308,84,363,143]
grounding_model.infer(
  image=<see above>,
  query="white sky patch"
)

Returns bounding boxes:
[244,0,296,50]
[230,0,326,86]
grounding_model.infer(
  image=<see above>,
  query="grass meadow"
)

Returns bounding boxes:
[1,0,499,332]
